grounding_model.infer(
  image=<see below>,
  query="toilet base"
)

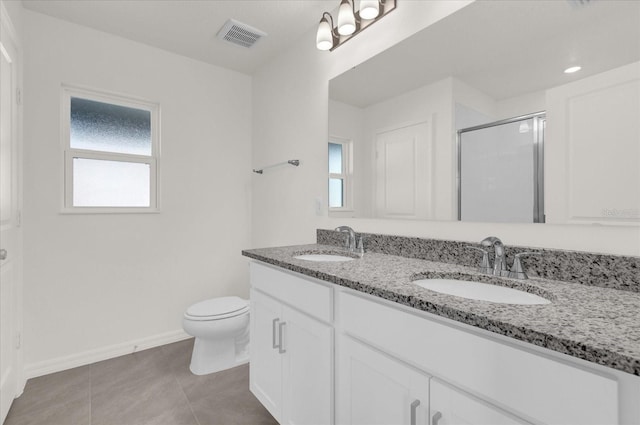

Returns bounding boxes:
[188,335,250,376]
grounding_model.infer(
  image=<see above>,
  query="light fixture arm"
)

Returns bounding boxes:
[322,12,338,38]
[349,0,362,30]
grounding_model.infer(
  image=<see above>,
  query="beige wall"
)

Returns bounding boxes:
[22,10,252,374]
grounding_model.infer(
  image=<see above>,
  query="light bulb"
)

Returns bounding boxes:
[338,0,356,35]
[359,0,380,19]
[316,16,334,50]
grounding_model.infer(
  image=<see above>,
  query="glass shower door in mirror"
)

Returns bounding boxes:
[458,113,545,223]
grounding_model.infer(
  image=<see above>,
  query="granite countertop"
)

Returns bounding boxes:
[242,244,640,376]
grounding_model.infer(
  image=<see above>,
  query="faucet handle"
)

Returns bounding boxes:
[356,236,364,258]
[465,246,492,275]
[508,252,540,280]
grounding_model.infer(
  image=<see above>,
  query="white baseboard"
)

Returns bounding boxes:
[24,330,192,379]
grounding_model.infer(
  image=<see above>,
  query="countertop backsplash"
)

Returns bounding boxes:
[317,229,640,293]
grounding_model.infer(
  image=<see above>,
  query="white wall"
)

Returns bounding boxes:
[252,0,640,256]
[22,11,252,374]
[2,0,22,37]
[453,78,545,124]
[496,91,545,120]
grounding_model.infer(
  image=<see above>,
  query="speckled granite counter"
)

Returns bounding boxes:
[242,244,640,376]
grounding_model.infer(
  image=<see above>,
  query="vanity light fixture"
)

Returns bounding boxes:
[316,0,397,51]
[564,66,582,74]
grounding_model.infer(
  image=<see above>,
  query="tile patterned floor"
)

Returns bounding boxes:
[5,339,278,425]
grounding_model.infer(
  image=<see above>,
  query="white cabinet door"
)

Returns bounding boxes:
[251,286,333,425]
[337,335,429,425]
[250,289,284,422]
[429,379,528,425]
[281,305,332,425]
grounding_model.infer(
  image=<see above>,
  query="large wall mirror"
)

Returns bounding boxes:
[328,0,640,225]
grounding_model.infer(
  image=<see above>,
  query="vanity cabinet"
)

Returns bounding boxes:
[337,335,525,425]
[249,261,635,425]
[337,335,430,425]
[338,290,620,425]
[250,263,333,425]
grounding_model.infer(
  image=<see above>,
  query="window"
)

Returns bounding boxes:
[328,139,352,210]
[62,87,159,212]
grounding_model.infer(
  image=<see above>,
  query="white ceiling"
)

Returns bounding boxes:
[330,0,640,107]
[21,0,335,75]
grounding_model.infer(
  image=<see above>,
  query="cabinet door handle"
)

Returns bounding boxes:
[278,321,287,354]
[432,411,443,425]
[410,399,420,425]
[272,318,280,349]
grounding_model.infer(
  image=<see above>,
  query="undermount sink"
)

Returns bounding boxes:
[294,253,355,262]
[413,278,551,305]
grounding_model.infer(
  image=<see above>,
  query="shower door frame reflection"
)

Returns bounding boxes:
[457,112,545,223]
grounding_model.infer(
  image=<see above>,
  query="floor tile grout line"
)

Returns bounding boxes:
[173,368,202,425]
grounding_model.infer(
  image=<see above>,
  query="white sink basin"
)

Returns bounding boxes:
[294,254,355,262]
[413,278,550,305]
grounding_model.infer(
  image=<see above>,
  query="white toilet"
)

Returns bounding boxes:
[182,296,250,375]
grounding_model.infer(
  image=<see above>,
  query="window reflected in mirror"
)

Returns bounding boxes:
[328,140,351,210]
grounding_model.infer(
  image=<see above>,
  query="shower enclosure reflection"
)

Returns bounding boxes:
[458,113,545,223]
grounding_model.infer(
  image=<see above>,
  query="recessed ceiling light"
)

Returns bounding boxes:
[564,66,582,74]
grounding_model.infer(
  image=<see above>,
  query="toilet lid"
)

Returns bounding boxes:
[186,296,249,319]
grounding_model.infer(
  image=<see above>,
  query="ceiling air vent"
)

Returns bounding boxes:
[217,19,267,48]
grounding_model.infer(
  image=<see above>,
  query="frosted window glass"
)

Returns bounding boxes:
[70,97,152,156]
[329,178,344,208]
[329,143,343,174]
[73,158,150,207]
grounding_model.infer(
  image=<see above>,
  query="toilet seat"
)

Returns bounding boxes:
[184,296,249,321]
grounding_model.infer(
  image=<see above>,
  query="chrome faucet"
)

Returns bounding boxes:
[335,226,357,252]
[481,236,509,277]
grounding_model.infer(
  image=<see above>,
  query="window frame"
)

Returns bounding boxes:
[61,85,160,214]
[328,137,353,212]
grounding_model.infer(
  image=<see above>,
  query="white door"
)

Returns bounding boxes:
[249,289,283,423]
[0,11,22,424]
[281,305,332,425]
[429,379,528,425]
[375,122,431,219]
[337,335,430,425]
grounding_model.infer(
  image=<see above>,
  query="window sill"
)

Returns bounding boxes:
[60,208,161,215]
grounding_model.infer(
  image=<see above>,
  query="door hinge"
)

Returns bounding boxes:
[16,88,22,106]
[16,333,21,350]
